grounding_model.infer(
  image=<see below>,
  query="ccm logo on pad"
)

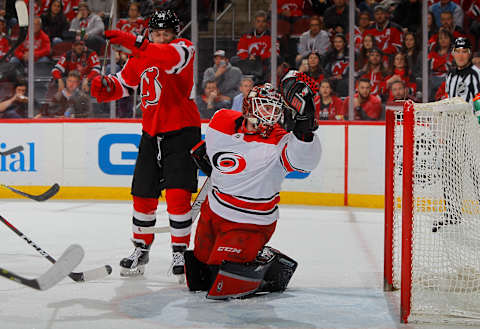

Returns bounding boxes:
[217,246,242,254]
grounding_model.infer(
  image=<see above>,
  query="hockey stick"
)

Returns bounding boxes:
[138,177,211,234]
[0,244,84,290]
[0,146,24,156]
[1,183,60,201]
[0,1,28,63]
[0,215,112,282]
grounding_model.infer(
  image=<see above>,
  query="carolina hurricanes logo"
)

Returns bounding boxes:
[212,152,246,175]
[140,67,162,109]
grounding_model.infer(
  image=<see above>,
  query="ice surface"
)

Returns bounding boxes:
[0,201,473,329]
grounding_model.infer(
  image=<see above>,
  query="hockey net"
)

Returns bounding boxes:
[384,98,480,324]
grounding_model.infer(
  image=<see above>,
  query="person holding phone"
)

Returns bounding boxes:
[202,49,242,103]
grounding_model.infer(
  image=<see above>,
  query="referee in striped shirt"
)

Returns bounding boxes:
[434,37,480,233]
[445,37,480,104]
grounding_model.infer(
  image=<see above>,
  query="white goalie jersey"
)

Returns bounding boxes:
[205,109,321,226]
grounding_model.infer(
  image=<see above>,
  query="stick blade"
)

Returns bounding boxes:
[0,146,24,156]
[36,244,84,290]
[70,265,113,282]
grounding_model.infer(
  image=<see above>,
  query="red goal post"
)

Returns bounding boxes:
[384,98,480,324]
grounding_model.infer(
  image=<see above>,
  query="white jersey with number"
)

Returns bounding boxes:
[205,109,321,226]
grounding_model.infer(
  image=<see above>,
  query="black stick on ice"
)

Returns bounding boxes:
[0,244,84,290]
[0,215,112,282]
[1,183,60,202]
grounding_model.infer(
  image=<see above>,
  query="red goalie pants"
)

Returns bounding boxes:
[193,198,276,265]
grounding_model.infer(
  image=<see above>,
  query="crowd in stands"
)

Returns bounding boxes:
[1,0,480,121]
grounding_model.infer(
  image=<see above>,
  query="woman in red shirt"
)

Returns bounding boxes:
[314,80,344,120]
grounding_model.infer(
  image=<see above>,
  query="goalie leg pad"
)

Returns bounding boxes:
[206,259,273,300]
[185,250,212,291]
[258,246,298,293]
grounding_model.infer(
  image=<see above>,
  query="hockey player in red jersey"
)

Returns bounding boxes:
[90,10,201,279]
[184,72,321,299]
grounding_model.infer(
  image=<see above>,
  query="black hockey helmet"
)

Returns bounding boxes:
[149,10,181,34]
[453,37,472,50]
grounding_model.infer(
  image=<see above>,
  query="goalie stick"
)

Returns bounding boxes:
[138,177,211,234]
[0,215,112,282]
[1,183,60,201]
[0,146,24,156]
[0,244,84,290]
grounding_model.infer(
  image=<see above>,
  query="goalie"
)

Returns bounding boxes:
[184,72,321,299]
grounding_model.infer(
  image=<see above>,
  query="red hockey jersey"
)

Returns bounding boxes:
[116,18,147,36]
[205,109,321,225]
[364,22,403,56]
[116,38,200,135]
[52,49,101,80]
[236,30,279,60]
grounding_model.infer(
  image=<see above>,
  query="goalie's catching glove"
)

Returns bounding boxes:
[105,30,148,57]
[279,70,319,141]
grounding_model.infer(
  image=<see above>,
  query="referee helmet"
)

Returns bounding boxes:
[453,37,472,51]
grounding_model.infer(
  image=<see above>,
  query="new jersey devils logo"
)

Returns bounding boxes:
[140,67,162,109]
[212,152,246,175]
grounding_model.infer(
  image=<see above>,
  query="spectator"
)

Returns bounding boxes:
[365,4,403,57]
[51,38,101,93]
[12,17,51,67]
[391,0,421,32]
[299,52,324,86]
[343,78,382,120]
[384,52,417,100]
[357,47,388,98]
[0,80,27,118]
[427,11,438,39]
[428,27,454,100]
[116,2,146,36]
[430,0,464,29]
[63,0,81,21]
[308,0,332,17]
[40,70,91,117]
[232,76,254,112]
[69,2,105,54]
[195,80,231,119]
[401,31,421,78]
[428,11,464,50]
[202,49,243,101]
[232,10,277,82]
[323,0,349,34]
[354,11,372,50]
[466,1,480,43]
[355,33,376,72]
[389,80,408,101]
[295,15,330,66]
[86,0,112,20]
[277,0,308,36]
[357,0,376,19]
[324,33,349,97]
[473,51,480,70]
[0,17,9,58]
[41,0,69,45]
[314,80,344,120]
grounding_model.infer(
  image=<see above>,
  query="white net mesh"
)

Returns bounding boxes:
[392,98,480,324]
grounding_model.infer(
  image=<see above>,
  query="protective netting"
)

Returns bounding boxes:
[393,98,480,324]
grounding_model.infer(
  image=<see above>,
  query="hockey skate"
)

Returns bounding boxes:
[171,245,186,283]
[120,240,151,277]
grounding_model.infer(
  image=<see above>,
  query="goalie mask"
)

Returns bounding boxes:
[242,83,284,138]
[149,10,181,34]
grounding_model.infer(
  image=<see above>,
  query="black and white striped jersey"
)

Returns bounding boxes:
[445,63,480,104]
